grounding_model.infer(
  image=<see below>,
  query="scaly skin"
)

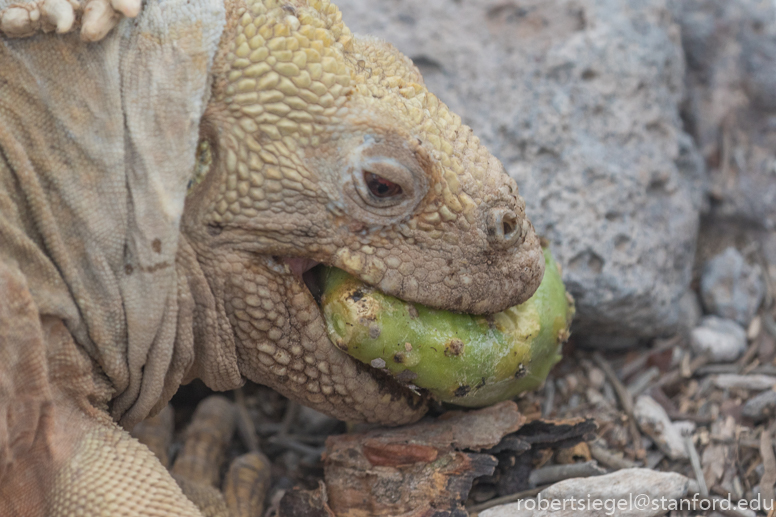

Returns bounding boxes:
[0,0,543,515]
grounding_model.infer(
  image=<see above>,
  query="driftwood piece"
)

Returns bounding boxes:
[323,401,525,517]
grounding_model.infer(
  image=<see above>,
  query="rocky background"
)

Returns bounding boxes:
[335,0,776,351]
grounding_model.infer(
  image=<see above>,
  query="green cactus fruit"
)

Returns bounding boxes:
[320,248,575,406]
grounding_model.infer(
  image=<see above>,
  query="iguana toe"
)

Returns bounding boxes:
[0,5,40,37]
[80,0,119,41]
[0,0,139,39]
[41,0,75,33]
[109,0,139,18]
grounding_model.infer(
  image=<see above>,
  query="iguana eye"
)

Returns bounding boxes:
[364,171,403,198]
[338,134,429,223]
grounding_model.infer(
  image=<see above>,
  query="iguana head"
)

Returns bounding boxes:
[182,0,543,424]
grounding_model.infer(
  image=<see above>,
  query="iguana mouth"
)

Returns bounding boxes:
[282,257,325,301]
[282,256,430,401]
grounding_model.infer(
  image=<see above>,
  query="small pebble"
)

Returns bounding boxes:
[747,315,762,341]
[713,374,776,391]
[587,367,605,389]
[690,316,747,362]
[634,395,689,460]
[586,387,607,406]
[700,247,764,326]
[565,374,579,393]
[742,389,776,421]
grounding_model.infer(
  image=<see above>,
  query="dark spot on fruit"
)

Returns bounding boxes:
[454,385,471,397]
[444,339,464,357]
[514,363,527,378]
[407,305,419,319]
[476,377,486,389]
[350,289,364,302]
[152,238,162,254]
[369,324,381,339]
[336,339,348,352]
[394,352,404,363]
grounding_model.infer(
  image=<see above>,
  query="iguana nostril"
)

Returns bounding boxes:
[502,212,517,237]
[488,208,523,248]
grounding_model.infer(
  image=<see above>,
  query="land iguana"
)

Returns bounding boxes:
[0,0,544,514]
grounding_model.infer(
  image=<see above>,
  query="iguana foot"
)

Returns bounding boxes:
[132,396,272,517]
[0,0,140,40]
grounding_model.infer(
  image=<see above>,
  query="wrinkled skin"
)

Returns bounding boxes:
[0,0,543,515]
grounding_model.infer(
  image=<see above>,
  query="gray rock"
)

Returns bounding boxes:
[634,395,689,460]
[700,247,764,325]
[690,316,748,362]
[742,389,776,421]
[671,0,776,230]
[335,0,706,340]
[480,468,689,517]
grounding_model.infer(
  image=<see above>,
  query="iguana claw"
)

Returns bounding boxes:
[0,0,140,40]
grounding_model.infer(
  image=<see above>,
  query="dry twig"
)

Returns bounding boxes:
[683,432,708,497]
[618,335,681,380]
[760,424,776,510]
[528,460,606,487]
[589,443,639,470]
[653,353,710,390]
[593,352,645,459]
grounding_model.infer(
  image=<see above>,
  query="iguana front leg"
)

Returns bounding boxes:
[0,0,140,41]
[0,0,236,512]
[133,397,273,517]
[0,261,204,517]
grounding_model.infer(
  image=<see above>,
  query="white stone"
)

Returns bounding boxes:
[480,468,689,517]
[690,316,747,362]
[633,395,689,460]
